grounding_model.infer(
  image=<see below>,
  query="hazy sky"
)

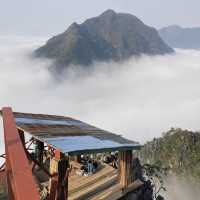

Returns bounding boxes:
[0,0,199,36]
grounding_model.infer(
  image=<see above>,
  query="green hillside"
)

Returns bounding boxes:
[139,128,200,180]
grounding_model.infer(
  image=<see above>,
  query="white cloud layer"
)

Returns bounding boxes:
[1,36,200,149]
[0,35,200,199]
[163,175,200,200]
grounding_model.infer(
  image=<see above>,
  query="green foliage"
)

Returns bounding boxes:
[139,128,200,180]
[143,163,167,199]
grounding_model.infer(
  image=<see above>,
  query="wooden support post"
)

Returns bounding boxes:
[119,150,133,188]
[49,150,69,200]
[49,150,60,199]
[74,155,81,163]
[18,129,25,147]
[57,156,69,200]
[48,176,58,200]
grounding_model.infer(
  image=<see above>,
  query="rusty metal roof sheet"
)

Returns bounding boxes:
[1,111,140,154]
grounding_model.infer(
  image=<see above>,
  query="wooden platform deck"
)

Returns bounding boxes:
[68,163,143,200]
[68,164,118,200]
[34,161,143,200]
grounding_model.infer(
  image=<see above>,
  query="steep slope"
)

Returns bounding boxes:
[139,128,200,180]
[35,10,173,71]
[159,25,200,49]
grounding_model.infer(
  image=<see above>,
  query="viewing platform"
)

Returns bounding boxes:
[0,107,142,200]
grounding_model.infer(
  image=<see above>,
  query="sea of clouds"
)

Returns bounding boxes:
[1,36,200,146]
[0,35,200,199]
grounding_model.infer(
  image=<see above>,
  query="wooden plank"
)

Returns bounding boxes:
[69,173,118,200]
[69,166,117,195]
[69,164,116,193]
[89,183,123,200]
[123,179,144,194]
[89,179,143,200]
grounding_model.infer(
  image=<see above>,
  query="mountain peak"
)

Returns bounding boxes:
[161,25,182,31]
[70,22,79,28]
[100,9,116,17]
[159,25,200,49]
[35,10,174,71]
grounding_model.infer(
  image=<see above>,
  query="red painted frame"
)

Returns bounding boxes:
[2,107,40,200]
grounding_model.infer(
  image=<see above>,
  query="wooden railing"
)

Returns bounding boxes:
[2,107,40,200]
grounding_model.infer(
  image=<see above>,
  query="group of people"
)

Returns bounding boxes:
[78,156,99,176]
[103,152,118,169]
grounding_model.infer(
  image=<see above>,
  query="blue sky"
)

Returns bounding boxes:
[0,0,199,36]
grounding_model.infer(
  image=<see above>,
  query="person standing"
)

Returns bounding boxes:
[87,160,94,175]
[35,140,44,165]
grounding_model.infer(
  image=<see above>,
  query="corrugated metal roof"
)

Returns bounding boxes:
[1,111,140,154]
[45,136,137,154]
